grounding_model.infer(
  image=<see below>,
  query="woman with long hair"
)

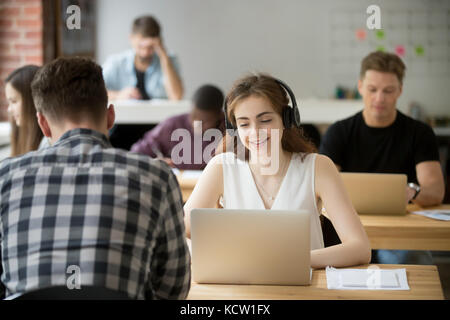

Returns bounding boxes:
[5,65,46,157]
[184,73,371,269]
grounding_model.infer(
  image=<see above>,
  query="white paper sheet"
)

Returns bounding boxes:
[411,210,450,221]
[326,266,410,290]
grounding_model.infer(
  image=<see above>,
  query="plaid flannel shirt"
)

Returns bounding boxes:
[0,128,191,299]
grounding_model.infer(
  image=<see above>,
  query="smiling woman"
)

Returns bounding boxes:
[235,97,283,157]
[222,75,315,163]
[184,73,372,269]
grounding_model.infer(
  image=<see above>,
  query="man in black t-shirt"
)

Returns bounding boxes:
[321,51,444,206]
[320,51,445,264]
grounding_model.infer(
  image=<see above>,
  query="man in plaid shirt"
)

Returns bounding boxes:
[0,57,191,299]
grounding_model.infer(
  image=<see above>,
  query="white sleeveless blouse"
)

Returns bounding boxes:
[220,152,324,250]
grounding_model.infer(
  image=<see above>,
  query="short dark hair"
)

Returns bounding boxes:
[132,15,161,38]
[360,51,406,84]
[192,84,224,113]
[31,57,108,122]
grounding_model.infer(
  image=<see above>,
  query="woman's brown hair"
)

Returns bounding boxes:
[5,65,43,157]
[219,73,316,160]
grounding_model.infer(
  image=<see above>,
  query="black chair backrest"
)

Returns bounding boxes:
[14,286,131,300]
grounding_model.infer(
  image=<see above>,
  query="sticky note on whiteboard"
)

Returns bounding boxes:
[395,45,405,57]
[415,45,425,56]
[355,29,367,41]
[375,30,385,40]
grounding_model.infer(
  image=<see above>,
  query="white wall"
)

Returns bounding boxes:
[96,0,450,117]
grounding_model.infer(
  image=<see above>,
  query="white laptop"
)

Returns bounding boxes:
[190,208,311,285]
[340,172,407,215]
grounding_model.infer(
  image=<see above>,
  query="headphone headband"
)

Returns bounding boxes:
[224,77,301,131]
[274,78,297,110]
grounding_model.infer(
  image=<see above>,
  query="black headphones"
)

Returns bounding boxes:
[224,78,301,131]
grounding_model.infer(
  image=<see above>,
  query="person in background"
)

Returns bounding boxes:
[102,15,183,101]
[4,65,49,157]
[103,15,184,150]
[0,57,190,300]
[184,74,371,269]
[131,84,225,170]
[319,51,445,264]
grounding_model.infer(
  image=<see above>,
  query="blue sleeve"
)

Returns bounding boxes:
[170,55,181,79]
[149,55,182,99]
[102,56,120,91]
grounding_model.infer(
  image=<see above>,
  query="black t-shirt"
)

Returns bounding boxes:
[319,110,440,183]
[135,68,150,100]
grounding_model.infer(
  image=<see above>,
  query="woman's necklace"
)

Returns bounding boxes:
[250,155,290,203]
[255,179,276,201]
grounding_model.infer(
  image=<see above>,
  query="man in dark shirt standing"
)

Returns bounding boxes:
[0,57,191,299]
[320,51,445,264]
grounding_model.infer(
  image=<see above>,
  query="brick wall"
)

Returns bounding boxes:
[0,0,44,121]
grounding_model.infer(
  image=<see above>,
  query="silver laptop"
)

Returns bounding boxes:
[340,172,407,215]
[190,208,311,285]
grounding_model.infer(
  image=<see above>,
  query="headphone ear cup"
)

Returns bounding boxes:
[282,106,293,129]
[293,107,301,128]
[275,78,301,129]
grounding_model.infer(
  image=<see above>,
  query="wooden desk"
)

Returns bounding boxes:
[359,204,450,251]
[175,171,200,203]
[111,99,363,125]
[187,264,444,300]
[178,175,198,203]
[112,99,191,124]
[176,173,450,251]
